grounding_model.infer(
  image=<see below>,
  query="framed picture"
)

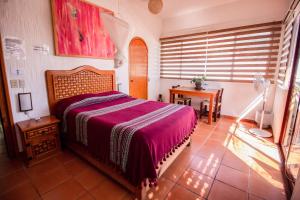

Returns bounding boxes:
[51,0,115,59]
[18,93,33,112]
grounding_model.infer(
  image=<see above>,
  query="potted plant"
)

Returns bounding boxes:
[191,75,206,90]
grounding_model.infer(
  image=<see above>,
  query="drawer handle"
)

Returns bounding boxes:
[41,130,47,135]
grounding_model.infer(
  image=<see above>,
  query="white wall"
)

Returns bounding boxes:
[272,86,288,142]
[160,0,290,121]
[0,0,162,123]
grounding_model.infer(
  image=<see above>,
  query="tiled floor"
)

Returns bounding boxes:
[0,118,286,200]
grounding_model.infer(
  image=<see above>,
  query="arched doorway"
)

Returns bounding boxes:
[128,37,148,99]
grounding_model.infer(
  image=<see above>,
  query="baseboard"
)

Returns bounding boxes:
[221,115,256,123]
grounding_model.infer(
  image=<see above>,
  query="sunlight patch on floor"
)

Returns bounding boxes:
[220,121,284,191]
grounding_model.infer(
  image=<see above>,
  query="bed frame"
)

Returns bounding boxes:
[45,65,191,199]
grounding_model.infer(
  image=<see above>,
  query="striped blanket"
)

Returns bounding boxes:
[55,91,197,186]
[110,103,185,172]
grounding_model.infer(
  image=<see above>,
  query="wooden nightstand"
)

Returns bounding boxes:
[17,116,60,166]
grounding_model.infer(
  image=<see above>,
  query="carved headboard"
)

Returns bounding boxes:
[45,65,116,114]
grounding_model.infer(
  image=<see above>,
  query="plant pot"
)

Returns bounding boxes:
[195,82,202,90]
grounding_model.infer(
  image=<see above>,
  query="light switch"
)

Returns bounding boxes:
[18,79,25,88]
[117,83,122,91]
[33,44,50,55]
[10,80,18,88]
[10,66,23,76]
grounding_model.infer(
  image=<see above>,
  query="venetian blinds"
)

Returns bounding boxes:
[277,0,299,85]
[160,21,282,82]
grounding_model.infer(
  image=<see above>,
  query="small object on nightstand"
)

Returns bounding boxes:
[17,116,60,167]
[158,94,163,102]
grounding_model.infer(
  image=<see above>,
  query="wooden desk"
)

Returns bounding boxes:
[169,87,218,125]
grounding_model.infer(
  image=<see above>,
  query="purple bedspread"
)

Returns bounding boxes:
[55,91,197,186]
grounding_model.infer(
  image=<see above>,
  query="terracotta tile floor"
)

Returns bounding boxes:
[0,118,287,200]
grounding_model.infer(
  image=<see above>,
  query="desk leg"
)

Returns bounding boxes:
[169,92,173,103]
[208,95,213,125]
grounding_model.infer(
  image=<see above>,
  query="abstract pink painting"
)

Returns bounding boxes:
[51,0,115,59]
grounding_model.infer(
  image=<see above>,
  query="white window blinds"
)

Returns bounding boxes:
[277,0,299,86]
[160,21,282,82]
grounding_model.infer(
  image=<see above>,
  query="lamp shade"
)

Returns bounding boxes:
[100,12,130,68]
[18,93,33,112]
[148,0,163,14]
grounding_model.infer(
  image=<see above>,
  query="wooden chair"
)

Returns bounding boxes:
[172,85,192,106]
[199,88,224,122]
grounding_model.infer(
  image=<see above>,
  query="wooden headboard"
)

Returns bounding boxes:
[45,65,116,114]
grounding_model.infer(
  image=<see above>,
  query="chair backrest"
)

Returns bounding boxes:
[218,88,224,103]
[172,85,182,98]
[213,88,224,110]
[214,90,220,107]
[212,88,223,115]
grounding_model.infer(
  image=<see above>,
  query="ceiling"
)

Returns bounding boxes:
[136,0,243,19]
[160,0,242,18]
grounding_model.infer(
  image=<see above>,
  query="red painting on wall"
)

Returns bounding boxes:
[51,0,115,59]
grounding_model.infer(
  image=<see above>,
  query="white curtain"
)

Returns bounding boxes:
[101,13,130,68]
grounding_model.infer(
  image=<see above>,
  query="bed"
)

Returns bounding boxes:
[45,66,197,199]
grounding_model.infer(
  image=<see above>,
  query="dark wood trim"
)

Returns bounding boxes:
[0,34,18,157]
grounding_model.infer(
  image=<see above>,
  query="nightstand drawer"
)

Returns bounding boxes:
[30,135,58,159]
[26,125,58,140]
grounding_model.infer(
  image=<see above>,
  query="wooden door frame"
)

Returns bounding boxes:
[128,37,148,99]
[0,35,18,157]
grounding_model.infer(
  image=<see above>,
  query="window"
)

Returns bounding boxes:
[160,21,282,82]
[277,0,299,86]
